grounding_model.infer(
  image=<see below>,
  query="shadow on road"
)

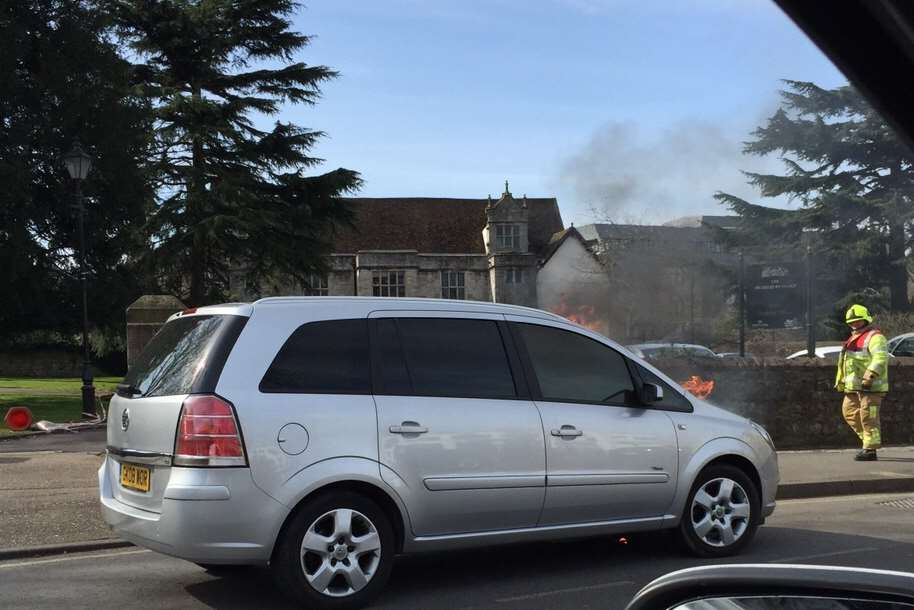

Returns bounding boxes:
[181,526,914,609]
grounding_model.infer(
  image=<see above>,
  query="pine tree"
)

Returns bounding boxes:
[0,1,151,346]
[109,0,361,305]
[715,80,914,311]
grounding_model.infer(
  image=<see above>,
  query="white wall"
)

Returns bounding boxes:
[537,237,611,333]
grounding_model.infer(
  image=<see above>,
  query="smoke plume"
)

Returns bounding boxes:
[558,119,783,223]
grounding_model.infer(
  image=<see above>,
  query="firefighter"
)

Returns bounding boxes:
[835,304,889,461]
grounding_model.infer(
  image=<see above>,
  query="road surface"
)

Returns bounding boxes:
[2,492,913,609]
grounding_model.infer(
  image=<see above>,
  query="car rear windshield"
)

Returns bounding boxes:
[123,314,247,398]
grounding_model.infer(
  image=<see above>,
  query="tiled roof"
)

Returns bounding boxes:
[331,197,564,255]
[576,223,703,244]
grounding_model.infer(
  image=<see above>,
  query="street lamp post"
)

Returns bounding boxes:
[63,141,95,418]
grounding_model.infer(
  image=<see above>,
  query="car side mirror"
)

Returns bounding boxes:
[640,382,663,405]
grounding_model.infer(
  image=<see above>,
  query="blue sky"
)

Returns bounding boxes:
[284,0,846,225]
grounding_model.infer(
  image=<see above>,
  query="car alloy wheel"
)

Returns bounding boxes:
[300,508,382,598]
[690,477,751,548]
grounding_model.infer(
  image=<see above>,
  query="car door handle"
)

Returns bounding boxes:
[551,426,583,438]
[389,423,429,435]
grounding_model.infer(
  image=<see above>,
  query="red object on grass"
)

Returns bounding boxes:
[4,406,34,431]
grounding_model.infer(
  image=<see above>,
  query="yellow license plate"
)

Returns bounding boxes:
[120,463,151,493]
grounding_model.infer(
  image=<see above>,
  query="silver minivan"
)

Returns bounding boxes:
[100,297,778,609]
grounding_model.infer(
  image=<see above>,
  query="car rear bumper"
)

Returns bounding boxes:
[98,456,288,565]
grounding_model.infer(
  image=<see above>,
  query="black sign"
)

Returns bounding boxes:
[745,263,804,329]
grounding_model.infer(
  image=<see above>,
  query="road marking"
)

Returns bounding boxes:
[0,549,150,569]
[768,546,880,563]
[495,580,634,603]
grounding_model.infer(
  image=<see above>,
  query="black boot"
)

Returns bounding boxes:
[854,449,878,461]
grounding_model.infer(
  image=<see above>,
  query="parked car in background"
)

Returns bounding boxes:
[787,344,897,361]
[101,297,778,609]
[717,352,758,360]
[628,343,719,360]
[786,345,843,361]
[786,345,842,360]
[888,333,914,357]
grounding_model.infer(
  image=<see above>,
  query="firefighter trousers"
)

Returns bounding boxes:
[842,391,884,450]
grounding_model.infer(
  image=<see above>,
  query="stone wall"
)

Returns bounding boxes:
[0,349,83,377]
[650,357,914,449]
[125,295,186,369]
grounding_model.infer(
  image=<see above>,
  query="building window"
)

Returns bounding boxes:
[441,271,466,299]
[504,268,524,284]
[495,224,521,251]
[704,240,723,254]
[373,270,405,297]
[303,273,329,296]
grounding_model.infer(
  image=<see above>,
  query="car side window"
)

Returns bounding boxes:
[896,338,914,357]
[516,322,634,404]
[634,364,693,411]
[259,319,370,394]
[394,318,517,399]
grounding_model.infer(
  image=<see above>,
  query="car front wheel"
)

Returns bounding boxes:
[273,491,395,609]
[678,464,760,557]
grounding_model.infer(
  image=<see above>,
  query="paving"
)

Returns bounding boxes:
[0,450,109,550]
[0,428,912,558]
[778,445,914,498]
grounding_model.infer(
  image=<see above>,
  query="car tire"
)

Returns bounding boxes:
[273,491,395,610]
[678,464,760,558]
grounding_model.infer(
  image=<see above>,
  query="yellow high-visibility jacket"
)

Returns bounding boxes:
[835,328,889,393]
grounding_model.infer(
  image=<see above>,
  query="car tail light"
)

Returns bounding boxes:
[174,395,247,467]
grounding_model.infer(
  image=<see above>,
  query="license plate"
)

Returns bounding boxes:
[120,463,151,493]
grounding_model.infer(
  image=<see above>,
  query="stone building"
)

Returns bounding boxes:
[234,183,564,307]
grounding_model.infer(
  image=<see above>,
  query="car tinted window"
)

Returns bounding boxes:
[124,315,245,397]
[260,319,370,394]
[635,364,692,411]
[396,318,516,398]
[517,323,634,404]
[374,318,412,394]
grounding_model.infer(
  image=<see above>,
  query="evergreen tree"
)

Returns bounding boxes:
[109,0,360,305]
[0,1,152,349]
[716,80,914,311]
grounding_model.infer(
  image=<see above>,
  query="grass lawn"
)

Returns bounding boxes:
[0,376,121,393]
[0,377,120,437]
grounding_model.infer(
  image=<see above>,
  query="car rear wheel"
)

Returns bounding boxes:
[273,491,394,609]
[678,464,760,558]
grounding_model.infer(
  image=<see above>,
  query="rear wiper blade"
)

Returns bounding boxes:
[116,383,143,397]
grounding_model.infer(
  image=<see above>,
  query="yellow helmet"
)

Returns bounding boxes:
[845,304,873,324]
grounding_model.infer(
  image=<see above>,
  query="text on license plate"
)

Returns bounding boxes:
[120,463,151,492]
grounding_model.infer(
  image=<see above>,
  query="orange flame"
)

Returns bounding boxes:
[548,298,605,334]
[680,375,714,399]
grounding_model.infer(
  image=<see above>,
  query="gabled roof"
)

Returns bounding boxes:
[331,197,564,255]
[541,226,599,264]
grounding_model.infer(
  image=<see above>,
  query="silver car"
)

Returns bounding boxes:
[100,297,778,609]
